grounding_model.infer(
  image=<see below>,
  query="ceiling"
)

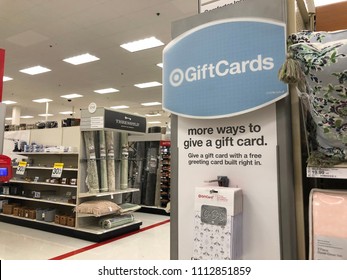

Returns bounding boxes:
[0,0,198,128]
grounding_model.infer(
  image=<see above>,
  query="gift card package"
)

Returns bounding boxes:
[192,186,243,260]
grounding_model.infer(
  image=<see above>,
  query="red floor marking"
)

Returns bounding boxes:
[49,219,170,260]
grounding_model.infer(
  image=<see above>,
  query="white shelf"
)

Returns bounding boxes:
[0,194,76,206]
[78,188,139,198]
[13,166,78,171]
[76,220,142,235]
[307,163,347,179]
[9,179,78,188]
[16,152,78,155]
[0,213,76,228]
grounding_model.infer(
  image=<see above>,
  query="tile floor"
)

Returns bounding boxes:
[0,212,170,260]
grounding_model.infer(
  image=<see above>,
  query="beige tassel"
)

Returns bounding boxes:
[278,52,306,91]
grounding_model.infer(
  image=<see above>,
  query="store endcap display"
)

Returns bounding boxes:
[279,29,347,166]
[309,189,347,260]
[192,177,243,260]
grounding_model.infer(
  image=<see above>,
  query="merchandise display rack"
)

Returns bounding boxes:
[128,133,170,215]
[0,118,145,242]
[159,140,171,208]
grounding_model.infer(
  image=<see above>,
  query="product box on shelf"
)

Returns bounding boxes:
[19,207,28,217]
[28,209,36,219]
[54,214,60,224]
[67,216,75,227]
[13,207,20,216]
[3,203,20,215]
[59,215,67,226]
[192,186,243,260]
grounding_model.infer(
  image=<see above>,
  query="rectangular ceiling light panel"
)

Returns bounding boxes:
[120,37,164,52]
[59,111,74,115]
[32,98,53,103]
[2,100,17,105]
[20,66,51,75]
[60,93,83,99]
[134,81,162,88]
[110,105,129,109]
[63,53,100,65]
[38,113,54,117]
[94,88,119,94]
[3,76,13,81]
[141,102,162,106]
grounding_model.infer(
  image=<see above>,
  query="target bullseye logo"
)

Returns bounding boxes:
[169,68,184,87]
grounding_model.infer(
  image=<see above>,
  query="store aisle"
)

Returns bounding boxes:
[0,213,170,260]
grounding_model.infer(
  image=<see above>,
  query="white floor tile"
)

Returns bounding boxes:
[0,212,170,260]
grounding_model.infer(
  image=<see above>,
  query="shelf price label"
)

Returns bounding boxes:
[16,161,27,175]
[307,167,347,179]
[52,162,64,178]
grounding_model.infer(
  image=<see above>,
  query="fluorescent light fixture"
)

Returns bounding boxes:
[2,100,17,105]
[148,121,161,124]
[59,111,74,115]
[141,102,162,106]
[60,93,83,99]
[20,115,34,119]
[38,113,54,117]
[134,81,162,88]
[145,113,162,117]
[120,37,164,52]
[20,66,51,75]
[157,63,163,68]
[110,105,129,109]
[3,76,13,81]
[63,53,100,65]
[314,0,346,6]
[5,117,12,120]
[94,88,119,94]
[32,98,53,103]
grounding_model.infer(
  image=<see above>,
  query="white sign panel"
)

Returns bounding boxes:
[177,103,281,259]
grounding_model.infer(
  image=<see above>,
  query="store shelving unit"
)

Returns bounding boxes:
[128,133,170,215]
[0,120,145,242]
[74,107,147,240]
[159,140,171,208]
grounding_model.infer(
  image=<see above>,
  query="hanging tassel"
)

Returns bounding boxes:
[278,52,306,91]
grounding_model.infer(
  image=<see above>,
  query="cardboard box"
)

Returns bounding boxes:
[192,186,243,260]
[0,199,9,211]
[67,216,75,227]
[28,209,36,219]
[13,207,21,216]
[19,207,27,217]
[59,215,67,226]
[54,214,60,224]
[3,203,20,215]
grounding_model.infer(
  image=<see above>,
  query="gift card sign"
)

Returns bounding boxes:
[163,18,287,118]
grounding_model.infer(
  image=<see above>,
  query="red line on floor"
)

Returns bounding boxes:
[49,219,170,260]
